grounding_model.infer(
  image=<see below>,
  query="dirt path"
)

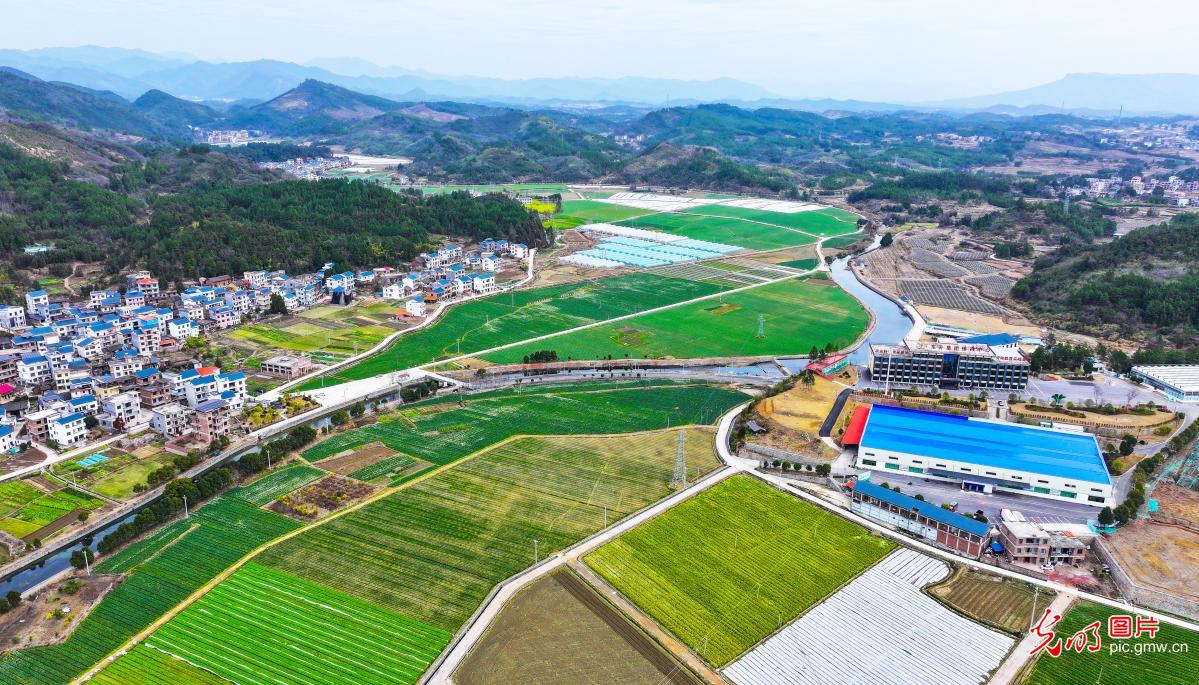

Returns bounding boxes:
[986,592,1073,685]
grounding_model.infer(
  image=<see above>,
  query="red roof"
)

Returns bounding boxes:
[0,383,14,395]
[841,404,871,446]
[806,353,848,376]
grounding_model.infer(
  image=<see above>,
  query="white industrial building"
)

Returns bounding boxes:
[1130,365,1199,403]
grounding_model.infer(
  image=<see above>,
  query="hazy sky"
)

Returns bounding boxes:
[6,0,1197,100]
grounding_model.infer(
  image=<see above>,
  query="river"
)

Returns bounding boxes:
[827,236,916,364]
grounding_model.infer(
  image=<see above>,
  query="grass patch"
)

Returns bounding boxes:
[585,475,894,666]
[557,200,655,224]
[617,213,816,250]
[680,205,860,237]
[227,463,326,506]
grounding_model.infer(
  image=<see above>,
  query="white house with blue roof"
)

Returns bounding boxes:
[49,412,88,447]
[25,290,50,318]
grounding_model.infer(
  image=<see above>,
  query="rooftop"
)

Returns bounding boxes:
[852,479,990,537]
[1131,365,1199,393]
[859,404,1109,485]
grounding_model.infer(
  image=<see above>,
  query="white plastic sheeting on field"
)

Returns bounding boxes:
[581,223,687,243]
[559,254,625,269]
[600,192,827,214]
[724,548,1014,685]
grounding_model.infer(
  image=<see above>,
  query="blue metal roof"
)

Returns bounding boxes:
[852,479,990,537]
[859,404,1110,485]
[960,333,1021,346]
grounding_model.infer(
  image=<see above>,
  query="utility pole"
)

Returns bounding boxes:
[83,549,91,576]
[533,538,540,564]
[1028,586,1040,630]
[603,505,608,529]
[670,430,688,489]
[183,495,189,519]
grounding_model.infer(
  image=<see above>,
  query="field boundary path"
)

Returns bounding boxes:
[986,592,1074,685]
[423,465,739,684]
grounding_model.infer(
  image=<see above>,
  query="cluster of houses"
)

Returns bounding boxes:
[1067,174,1199,206]
[381,239,526,317]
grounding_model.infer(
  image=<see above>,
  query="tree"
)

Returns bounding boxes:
[84,415,99,430]
[1098,507,1115,526]
[349,402,365,417]
[330,410,349,426]
[268,293,287,315]
[1050,393,1066,407]
[800,370,816,387]
[5,590,20,608]
[69,547,95,570]
[879,231,894,248]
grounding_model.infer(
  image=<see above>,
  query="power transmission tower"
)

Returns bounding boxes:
[670,430,687,489]
[755,314,766,339]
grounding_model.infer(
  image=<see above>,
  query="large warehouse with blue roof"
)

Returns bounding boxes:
[848,404,1112,507]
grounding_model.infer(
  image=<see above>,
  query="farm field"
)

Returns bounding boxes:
[0,497,301,685]
[1022,602,1199,685]
[261,427,723,632]
[299,381,744,464]
[419,183,569,195]
[298,273,728,388]
[557,199,655,223]
[484,278,869,363]
[0,485,103,539]
[0,481,42,518]
[455,569,701,685]
[680,205,860,237]
[725,549,1013,685]
[821,234,863,250]
[585,475,895,666]
[929,565,1052,634]
[227,463,326,506]
[90,645,227,685]
[51,447,177,501]
[140,563,450,685]
[616,212,817,250]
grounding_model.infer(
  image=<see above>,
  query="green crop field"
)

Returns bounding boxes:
[90,645,227,685]
[0,481,42,518]
[419,183,568,195]
[348,454,416,482]
[262,428,723,632]
[680,205,860,237]
[298,273,726,389]
[485,278,868,363]
[586,475,894,666]
[228,463,326,506]
[1023,602,1199,685]
[0,487,103,538]
[556,199,655,224]
[822,234,863,249]
[778,258,820,270]
[616,213,816,250]
[300,382,744,464]
[141,563,450,685]
[0,498,301,685]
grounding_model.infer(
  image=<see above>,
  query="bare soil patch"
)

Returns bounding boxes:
[269,475,376,520]
[314,441,397,475]
[0,574,120,653]
[1106,520,1199,601]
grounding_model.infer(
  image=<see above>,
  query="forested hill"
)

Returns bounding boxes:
[0,143,550,285]
[1013,214,1199,341]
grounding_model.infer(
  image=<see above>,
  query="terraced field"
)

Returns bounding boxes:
[0,498,301,685]
[585,475,894,666]
[617,212,817,250]
[300,382,744,464]
[261,427,723,632]
[0,486,103,539]
[1023,602,1199,685]
[484,277,869,363]
[299,273,726,389]
[141,563,450,685]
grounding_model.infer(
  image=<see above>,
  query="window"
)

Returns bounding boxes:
[888,456,899,461]
[960,467,972,472]
[985,471,997,476]
[1088,495,1106,503]
[1090,488,1104,493]
[908,466,924,473]
[885,463,901,470]
[862,459,877,466]
[1036,479,1049,484]
[935,463,947,468]
[1059,491,1076,499]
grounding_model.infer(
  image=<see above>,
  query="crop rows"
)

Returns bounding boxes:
[90,645,226,685]
[1024,602,1199,685]
[0,498,300,685]
[585,475,895,666]
[348,454,416,482]
[142,563,450,685]
[899,279,1007,315]
[677,205,860,237]
[301,273,726,388]
[262,429,721,632]
[966,274,1016,298]
[301,383,744,465]
[228,463,326,506]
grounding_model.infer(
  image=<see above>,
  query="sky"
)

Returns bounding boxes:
[5,0,1199,101]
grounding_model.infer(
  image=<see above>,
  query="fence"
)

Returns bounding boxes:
[743,443,825,467]
[1092,536,1199,621]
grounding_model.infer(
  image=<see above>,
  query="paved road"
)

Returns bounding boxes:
[986,592,1074,685]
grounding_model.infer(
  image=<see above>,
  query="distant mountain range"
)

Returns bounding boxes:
[0,47,777,106]
[922,73,1199,116]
